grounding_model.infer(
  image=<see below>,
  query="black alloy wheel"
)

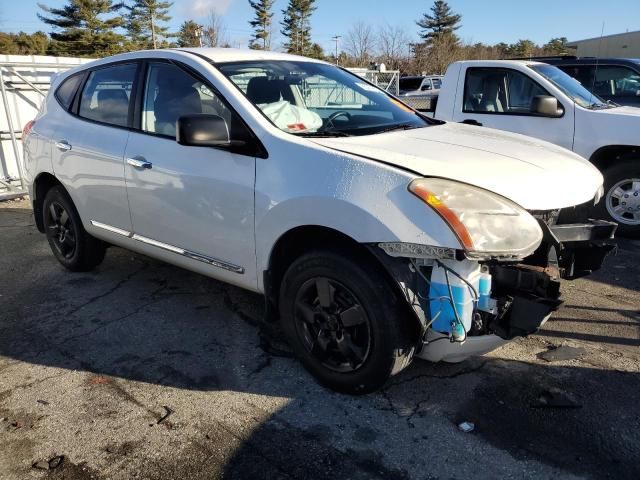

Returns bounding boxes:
[294,277,372,373]
[46,201,77,259]
[279,251,417,394]
[42,186,106,271]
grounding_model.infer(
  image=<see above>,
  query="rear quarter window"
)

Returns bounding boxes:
[54,73,83,110]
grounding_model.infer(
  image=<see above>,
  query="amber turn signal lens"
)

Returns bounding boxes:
[409,181,475,250]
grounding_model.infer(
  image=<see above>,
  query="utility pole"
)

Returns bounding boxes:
[332,35,341,65]
[196,26,203,48]
[151,11,157,49]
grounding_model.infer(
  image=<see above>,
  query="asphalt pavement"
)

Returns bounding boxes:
[1,198,639,480]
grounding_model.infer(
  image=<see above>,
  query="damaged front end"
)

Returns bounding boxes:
[369,216,616,363]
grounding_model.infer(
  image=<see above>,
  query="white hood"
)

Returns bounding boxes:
[311,122,603,210]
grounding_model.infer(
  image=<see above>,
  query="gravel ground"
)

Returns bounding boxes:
[1,197,639,480]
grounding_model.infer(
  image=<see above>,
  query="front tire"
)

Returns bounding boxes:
[279,251,416,394]
[596,161,640,238]
[43,186,106,271]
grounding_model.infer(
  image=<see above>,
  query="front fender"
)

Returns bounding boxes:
[254,145,462,283]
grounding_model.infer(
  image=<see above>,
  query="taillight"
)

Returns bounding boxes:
[22,120,35,140]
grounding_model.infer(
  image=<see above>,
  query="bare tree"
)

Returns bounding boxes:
[378,24,410,69]
[202,10,229,48]
[344,21,376,67]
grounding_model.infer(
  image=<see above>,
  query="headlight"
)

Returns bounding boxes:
[409,178,543,258]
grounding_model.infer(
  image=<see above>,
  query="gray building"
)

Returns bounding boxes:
[567,30,640,57]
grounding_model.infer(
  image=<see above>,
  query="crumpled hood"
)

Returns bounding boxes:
[311,122,603,210]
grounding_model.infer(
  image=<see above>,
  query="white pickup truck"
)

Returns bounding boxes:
[428,60,640,236]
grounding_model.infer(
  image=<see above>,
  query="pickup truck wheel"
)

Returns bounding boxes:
[598,162,640,238]
[43,186,106,271]
[279,251,415,394]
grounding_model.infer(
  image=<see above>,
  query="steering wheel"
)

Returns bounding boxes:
[323,111,352,131]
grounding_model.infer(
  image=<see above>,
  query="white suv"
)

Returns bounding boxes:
[23,48,615,394]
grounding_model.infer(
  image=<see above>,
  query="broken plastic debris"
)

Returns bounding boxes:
[458,421,475,433]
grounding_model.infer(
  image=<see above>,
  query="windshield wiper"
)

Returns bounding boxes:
[375,124,423,134]
[587,102,614,110]
[296,130,352,138]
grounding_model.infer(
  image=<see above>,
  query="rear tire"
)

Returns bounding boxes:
[279,251,416,394]
[594,161,640,238]
[43,186,106,271]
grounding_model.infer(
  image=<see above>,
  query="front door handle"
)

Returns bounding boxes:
[462,119,483,126]
[127,157,153,169]
[55,140,72,151]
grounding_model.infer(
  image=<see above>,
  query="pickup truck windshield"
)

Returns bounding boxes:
[217,60,429,137]
[530,64,611,109]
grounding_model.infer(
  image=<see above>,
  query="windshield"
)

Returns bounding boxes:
[217,60,430,137]
[399,77,423,91]
[530,64,610,109]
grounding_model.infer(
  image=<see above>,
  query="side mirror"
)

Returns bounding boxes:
[531,95,563,117]
[421,84,432,91]
[176,114,230,147]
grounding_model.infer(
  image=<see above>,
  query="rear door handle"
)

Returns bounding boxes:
[55,140,72,151]
[461,119,483,126]
[127,157,153,169]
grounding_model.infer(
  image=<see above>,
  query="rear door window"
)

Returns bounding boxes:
[55,73,83,110]
[78,63,137,128]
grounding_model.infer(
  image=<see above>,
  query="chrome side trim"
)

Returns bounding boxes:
[89,221,244,274]
[132,234,184,254]
[90,220,131,237]
[182,250,245,274]
[132,234,245,274]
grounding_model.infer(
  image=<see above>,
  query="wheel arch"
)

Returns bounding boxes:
[263,224,422,340]
[32,172,65,233]
[589,145,639,173]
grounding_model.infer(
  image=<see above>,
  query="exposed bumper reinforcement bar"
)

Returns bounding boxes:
[547,220,617,280]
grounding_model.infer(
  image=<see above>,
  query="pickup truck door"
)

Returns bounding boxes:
[452,66,575,150]
[123,60,258,289]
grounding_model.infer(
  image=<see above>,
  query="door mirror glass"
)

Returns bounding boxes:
[177,114,230,147]
[421,83,432,91]
[531,95,563,117]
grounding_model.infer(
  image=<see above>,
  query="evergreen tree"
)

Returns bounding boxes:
[510,39,537,58]
[125,0,173,49]
[0,31,49,55]
[176,20,202,48]
[248,0,274,50]
[543,37,569,55]
[38,0,126,57]
[416,0,461,42]
[280,0,316,55]
[306,42,325,60]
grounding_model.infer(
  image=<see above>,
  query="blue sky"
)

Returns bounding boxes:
[2,0,639,53]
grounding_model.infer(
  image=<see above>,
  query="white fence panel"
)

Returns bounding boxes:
[0,55,92,193]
